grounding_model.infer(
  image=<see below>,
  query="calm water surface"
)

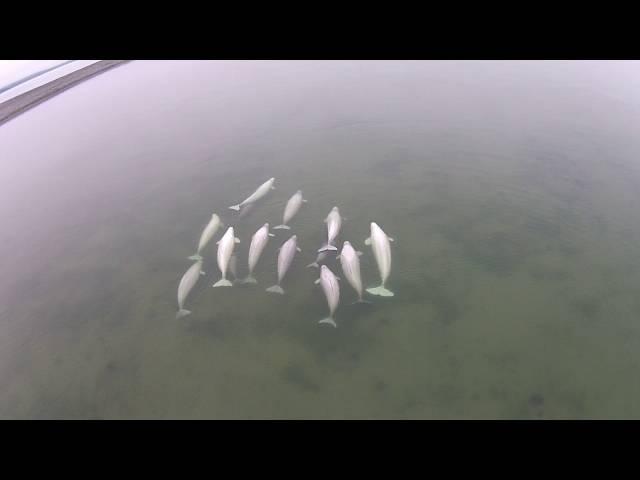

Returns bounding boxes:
[1,60,640,418]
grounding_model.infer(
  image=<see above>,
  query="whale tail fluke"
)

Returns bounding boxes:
[229,204,241,211]
[366,285,394,297]
[273,225,290,230]
[188,254,203,261]
[213,278,233,287]
[318,244,338,253]
[306,262,319,268]
[176,309,192,319]
[242,275,258,284]
[318,317,337,328]
[266,285,285,294]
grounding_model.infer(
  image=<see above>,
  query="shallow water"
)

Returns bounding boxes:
[2,60,640,419]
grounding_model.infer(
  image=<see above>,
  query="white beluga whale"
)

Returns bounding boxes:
[266,234,301,294]
[188,213,223,261]
[314,265,340,327]
[229,177,275,211]
[364,222,394,296]
[176,259,205,318]
[212,227,241,287]
[274,190,307,230]
[318,206,342,253]
[338,241,369,303]
[242,223,275,284]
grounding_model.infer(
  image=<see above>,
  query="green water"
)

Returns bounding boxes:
[1,60,640,418]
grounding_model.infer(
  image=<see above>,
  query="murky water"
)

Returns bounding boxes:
[1,60,640,419]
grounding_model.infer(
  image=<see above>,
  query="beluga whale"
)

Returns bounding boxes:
[318,206,342,253]
[266,234,301,294]
[338,241,369,303]
[229,177,275,211]
[315,265,340,327]
[188,213,223,261]
[212,227,240,287]
[176,259,205,318]
[274,190,307,230]
[364,222,394,297]
[242,223,275,284]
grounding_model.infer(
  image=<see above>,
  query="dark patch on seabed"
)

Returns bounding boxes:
[372,378,388,392]
[521,399,547,419]
[463,231,529,276]
[35,265,133,335]
[184,318,232,340]
[418,275,466,325]
[281,363,321,392]
[572,296,602,321]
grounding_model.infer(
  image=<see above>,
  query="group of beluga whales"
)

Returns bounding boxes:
[176,177,395,327]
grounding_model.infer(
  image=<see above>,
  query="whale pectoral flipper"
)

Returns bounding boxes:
[388,237,395,242]
[234,237,241,243]
[364,238,371,246]
[296,247,302,253]
[356,251,363,256]
[314,278,321,285]
[268,233,275,237]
